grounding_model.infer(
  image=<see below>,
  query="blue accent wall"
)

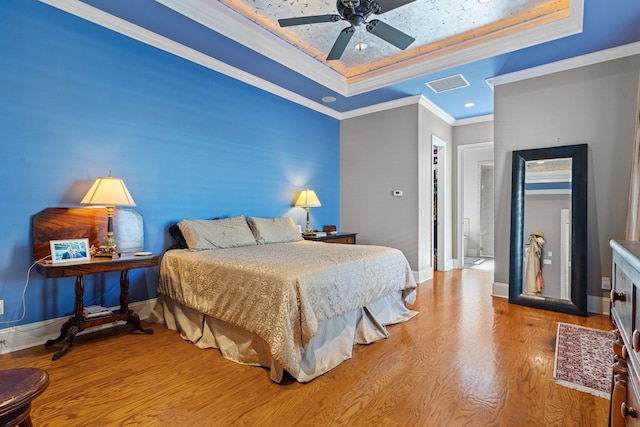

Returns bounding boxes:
[0,1,339,328]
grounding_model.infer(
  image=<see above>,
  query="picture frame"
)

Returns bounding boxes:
[49,238,91,265]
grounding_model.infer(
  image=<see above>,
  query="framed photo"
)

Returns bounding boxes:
[50,238,91,265]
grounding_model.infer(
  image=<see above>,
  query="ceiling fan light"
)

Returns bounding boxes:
[355,42,368,51]
[478,0,493,4]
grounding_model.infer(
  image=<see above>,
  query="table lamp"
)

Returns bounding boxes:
[81,171,136,257]
[294,189,321,235]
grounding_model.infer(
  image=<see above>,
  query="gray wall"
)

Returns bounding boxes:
[341,102,452,278]
[494,54,640,298]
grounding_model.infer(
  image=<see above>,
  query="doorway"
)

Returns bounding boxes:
[432,135,448,272]
[457,142,494,271]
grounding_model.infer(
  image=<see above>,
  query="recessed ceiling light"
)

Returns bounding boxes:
[355,42,368,51]
[322,96,336,103]
[464,102,475,108]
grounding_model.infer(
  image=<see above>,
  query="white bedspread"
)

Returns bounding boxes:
[158,240,417,377]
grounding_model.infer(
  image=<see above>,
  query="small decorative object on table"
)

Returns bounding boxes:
[49,238,90,264]
[323,225,337,235]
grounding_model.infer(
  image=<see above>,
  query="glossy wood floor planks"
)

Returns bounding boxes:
[0,269,611,426]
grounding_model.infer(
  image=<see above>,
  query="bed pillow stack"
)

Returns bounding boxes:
[247,216,303,244]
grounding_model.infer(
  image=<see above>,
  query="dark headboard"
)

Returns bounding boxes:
[32,207,144,261]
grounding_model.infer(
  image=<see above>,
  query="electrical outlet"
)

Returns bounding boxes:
[0,299,3,316]
[602,277,611,290]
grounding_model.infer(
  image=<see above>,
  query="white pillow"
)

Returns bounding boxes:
[177,215,257,250]
[247,217,303,244]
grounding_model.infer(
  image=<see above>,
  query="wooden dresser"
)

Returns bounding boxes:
[610,239,640,426]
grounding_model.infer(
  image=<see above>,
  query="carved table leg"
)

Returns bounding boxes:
[46,275,84,359]
[120,269,153,335]
[127,312,154,335]
[44,318,73,347]
[51,324,80,360]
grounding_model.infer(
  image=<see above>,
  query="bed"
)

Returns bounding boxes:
[153,215,417,382]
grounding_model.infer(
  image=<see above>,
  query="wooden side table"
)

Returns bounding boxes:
[303,232,357,244]
[0,368,49,427]
[37,254,158,360]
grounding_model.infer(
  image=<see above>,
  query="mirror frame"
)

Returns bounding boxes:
[509,144,588,316]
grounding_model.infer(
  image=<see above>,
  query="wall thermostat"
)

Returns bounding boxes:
[392,190,403,197]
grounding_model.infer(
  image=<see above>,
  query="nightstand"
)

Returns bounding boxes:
[303,232,357,244]
[37,254,158,360]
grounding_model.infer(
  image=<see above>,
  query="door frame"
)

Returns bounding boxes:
[456,141,494,268]
[478,161,494,258]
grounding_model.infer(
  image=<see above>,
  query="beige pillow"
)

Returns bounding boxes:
[177,215,257,250]
[247,217,303,244]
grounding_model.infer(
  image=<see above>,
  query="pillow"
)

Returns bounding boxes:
[247,217,303,244]
[167,224,188,250]
[177,215,257,250]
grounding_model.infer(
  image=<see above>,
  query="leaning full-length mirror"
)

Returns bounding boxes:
[509,144,587,316]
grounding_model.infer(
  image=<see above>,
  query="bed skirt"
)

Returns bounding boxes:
[151,292,417,382]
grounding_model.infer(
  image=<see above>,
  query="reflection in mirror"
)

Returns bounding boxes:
[509,145,587,316]
[522,158,572,299]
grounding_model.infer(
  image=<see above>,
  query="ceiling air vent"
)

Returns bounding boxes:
[425,74,470,93]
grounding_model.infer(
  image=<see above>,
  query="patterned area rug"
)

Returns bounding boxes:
[553,322,613,398]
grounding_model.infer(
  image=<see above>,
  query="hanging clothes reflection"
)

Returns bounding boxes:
[523,230,545,295]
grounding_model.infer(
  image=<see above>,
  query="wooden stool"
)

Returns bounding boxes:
[0,368,49,427]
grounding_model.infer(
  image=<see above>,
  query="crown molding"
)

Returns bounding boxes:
[156,0,350,94]
[337,95,457,126]
[158,0,584,97]
[344,0,584,96]
[454,114,495,127]
[39,0,605,127]
[37,0,460,123]
[489,41,640,87]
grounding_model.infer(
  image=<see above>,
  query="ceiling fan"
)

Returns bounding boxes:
[278,0,416,61]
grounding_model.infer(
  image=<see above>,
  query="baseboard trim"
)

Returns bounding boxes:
[414,268,434,285]
[492,282,508,298]
[0,299,157,355]
[588,295,610,316]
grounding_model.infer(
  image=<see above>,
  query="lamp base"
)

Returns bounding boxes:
[92,244,120,259]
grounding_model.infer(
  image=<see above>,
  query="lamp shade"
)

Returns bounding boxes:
[294,189,321,208]
[81,173,136,207]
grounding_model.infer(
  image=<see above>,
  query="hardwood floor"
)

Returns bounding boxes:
[1,269,611,426]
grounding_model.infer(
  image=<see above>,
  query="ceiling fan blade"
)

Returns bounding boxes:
[327,26,356,60]
[366,19,414,50]
[376,0,416,13]
[278,15,340,27]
